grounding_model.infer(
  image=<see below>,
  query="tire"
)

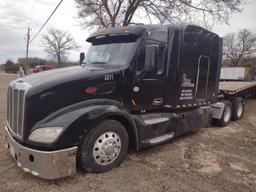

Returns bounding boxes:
[231,97,244,121]
[78,120,129,173]
[215,100,232,127]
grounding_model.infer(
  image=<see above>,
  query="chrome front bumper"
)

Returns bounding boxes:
[4,126,78,179]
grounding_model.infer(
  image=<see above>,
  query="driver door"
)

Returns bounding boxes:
[128,44,167,112]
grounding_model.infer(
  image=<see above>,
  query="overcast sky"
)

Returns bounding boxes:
[0,0,256,64]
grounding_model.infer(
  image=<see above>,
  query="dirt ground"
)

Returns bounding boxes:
[0,72,256,192]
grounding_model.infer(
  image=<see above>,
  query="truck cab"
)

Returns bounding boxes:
[5,24,222,179]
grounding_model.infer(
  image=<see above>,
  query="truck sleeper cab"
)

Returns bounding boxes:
[5,24,224,179]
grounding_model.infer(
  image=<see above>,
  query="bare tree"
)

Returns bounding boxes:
[223,29,256,66]
[42,29,79,67]
[75,0,244,29]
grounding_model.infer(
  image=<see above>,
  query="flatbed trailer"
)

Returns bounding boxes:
[209,81,256,128]
[219,81,256,98]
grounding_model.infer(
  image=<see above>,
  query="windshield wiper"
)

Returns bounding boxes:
[88,61,121,68]
[90,61,108,65]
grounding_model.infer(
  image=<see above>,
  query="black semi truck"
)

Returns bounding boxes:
[5,24,251,179]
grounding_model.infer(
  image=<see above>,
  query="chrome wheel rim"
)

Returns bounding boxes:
[237,103,243,117]
[93,131,121,166]
[224,105,231,122]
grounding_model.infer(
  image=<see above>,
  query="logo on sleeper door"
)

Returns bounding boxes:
[181,73,195,88]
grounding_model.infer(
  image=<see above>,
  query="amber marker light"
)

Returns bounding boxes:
[131,99,137,106]
[123,28,130,33]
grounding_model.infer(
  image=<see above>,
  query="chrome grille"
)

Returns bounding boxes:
[7,80,31,139]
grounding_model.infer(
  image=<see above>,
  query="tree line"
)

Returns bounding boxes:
[223,29,256,66]
[75,0,243,28]
[2,58,79,73]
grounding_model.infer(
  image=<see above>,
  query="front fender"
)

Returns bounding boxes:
[29,99,139,150]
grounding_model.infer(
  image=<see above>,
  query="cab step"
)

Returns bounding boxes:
[143,117,169,125]
[141,132,175,145]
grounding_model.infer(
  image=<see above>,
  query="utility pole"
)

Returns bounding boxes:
[23,27,31,75]
[26,27,30,61]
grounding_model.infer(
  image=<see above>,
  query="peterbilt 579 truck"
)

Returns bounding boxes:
[5,24,255,179]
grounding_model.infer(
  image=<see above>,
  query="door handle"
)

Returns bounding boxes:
[153,98,163,106]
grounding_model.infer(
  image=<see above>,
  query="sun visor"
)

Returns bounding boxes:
[86,26,146,43]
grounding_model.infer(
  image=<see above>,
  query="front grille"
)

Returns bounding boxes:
[7,80,31,139]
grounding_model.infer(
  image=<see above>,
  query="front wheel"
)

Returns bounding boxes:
[78,120,129,173]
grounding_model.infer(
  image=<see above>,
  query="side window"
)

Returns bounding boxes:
[157,46,166,75]
[136,47,145,73]
[147,30,168,43]
[136,45,166,75]
[195,55,210,100]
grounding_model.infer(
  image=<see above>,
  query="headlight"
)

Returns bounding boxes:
[28,127,63,144]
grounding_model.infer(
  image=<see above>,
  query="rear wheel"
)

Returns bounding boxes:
[78,120,129,173]
[231,97,244,121]
[215,100,232,127]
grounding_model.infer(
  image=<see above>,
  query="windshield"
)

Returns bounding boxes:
[84,42,136,66]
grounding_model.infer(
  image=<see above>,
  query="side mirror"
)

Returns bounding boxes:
[80,52,85,65]
[145,45,158,74]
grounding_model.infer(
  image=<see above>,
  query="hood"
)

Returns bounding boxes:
[22,65,121,92]
[18,65,125,139]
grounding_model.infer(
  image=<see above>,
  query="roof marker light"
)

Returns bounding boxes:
[123,28,130,33]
